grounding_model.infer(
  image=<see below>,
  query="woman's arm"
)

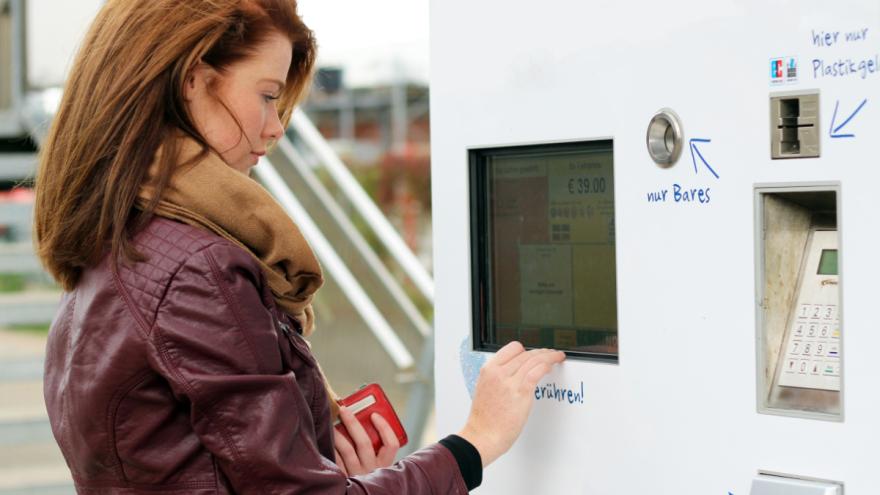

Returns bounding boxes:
[148,240,468,494]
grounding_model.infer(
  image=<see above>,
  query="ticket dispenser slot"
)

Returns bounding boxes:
[469,140,618,361]
[750,473,842,495]
[756,186,841,419]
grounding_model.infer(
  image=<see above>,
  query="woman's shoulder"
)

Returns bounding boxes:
[131,216,259,272]
[134,216,230,258]
[119,216,265,308]
[111,216,268,336]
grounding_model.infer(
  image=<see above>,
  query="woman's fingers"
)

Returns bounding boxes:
[334,449,349,476]
[501,348,555,376]
[457,347,566,467]
[338,406,377,470]
[515,350,566,388]
[334,429,362,475]
[491,341,526,366]
[371,413,400,467]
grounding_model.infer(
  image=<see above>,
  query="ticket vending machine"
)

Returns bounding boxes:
[430,0,879,493]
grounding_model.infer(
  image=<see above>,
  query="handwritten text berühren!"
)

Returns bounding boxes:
[534,381,585,405]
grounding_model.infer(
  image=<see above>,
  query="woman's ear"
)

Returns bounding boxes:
[183,63,215,102]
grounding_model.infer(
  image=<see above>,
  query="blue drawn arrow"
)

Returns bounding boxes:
[689,138,719,179]
[830,98,867,138]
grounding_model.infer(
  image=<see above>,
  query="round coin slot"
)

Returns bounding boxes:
[646,109,683,167]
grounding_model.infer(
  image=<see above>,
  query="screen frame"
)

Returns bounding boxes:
[468,139,618,362]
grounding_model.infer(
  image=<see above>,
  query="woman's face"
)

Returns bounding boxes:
[186,31,292,174]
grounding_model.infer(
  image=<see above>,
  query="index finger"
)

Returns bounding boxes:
[502,348,556,376]
[515,350,566,387]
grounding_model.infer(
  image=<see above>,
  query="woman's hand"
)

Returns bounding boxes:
[458,341,565,467]
[334,406,400,476]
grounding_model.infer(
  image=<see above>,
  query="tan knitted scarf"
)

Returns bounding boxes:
[138,138,323,335]
[138,137,341,417]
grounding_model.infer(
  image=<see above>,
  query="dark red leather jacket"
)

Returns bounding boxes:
[43,217,468,494]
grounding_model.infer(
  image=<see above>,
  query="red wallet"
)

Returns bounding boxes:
[334,383,408,453]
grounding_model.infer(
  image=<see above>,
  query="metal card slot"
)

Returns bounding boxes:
[770,92,821,159]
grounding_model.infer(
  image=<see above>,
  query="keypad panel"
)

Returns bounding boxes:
[778,303,840,391]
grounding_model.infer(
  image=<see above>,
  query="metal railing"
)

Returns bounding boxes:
[290,109,435,304]
[275,137,432,339]
[254,159,415,369]
[258,128,436,455]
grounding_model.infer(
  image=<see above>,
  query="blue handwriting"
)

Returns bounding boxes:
[812,28,868,47]
[534,381,584,405]
[812,56,878,80]
[830,98,867,138]
[646,184,711,204]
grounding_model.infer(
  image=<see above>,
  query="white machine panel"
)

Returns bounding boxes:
[431,0,880,493]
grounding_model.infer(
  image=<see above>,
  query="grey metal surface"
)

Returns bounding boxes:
[0,0,11,111]
[0,292,60,326]
[0,109,22,137]
[0,418,54,447]
[0,330,73,494]
[0,202,33,241]
[398,333,434,457]
[0,485,75,495]
[0,356,43,381]
[0,152,37,181]
[0,0,25,138]
[0,243,40,273]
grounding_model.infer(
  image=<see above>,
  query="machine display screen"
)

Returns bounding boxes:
[469,140,618,360]
[817,249,838,275]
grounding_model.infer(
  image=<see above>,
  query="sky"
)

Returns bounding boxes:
[26,0,430,88]
[299,0,430,85]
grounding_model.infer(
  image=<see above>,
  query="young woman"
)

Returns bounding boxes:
[34,0,565,493]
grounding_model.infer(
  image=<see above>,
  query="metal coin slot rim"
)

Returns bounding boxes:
[646,109,684,168]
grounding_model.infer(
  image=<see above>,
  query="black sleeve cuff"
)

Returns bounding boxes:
[439,434,483,491]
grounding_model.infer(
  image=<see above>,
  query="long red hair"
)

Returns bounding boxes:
[34,0,317,290]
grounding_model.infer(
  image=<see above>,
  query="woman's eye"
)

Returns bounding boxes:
[263,94,280,103]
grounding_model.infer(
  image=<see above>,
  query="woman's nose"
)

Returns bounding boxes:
[266,111,285,141]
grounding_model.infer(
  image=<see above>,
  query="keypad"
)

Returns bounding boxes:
[778,303,840,390]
